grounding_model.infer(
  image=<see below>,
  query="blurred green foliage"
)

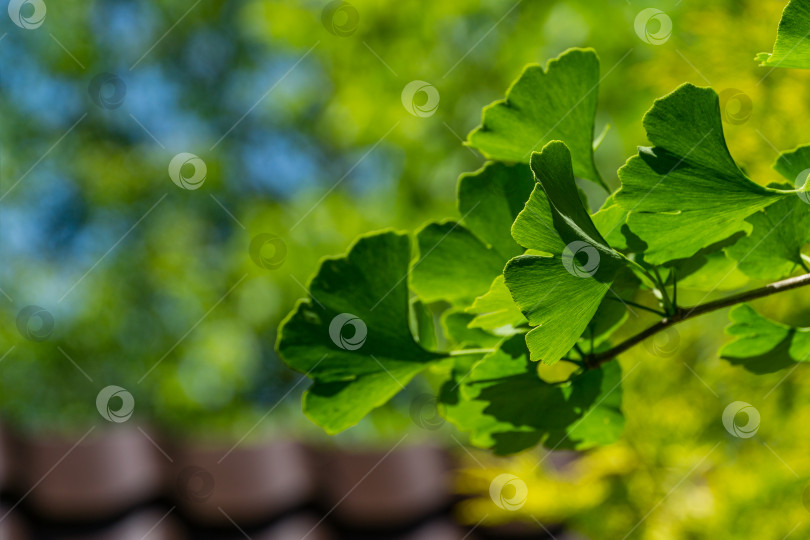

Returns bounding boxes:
[4,0,810,535]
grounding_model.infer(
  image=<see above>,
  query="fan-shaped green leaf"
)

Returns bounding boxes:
[757,0,810,69]
[724,147,810,281]
[277,231,446,433]
[466,275,527,332]
[410,221,506,305]
[721,303,810,373]
[467,48,607,189]
[505,141,626,364]
[458,162,534,260]
[615,84,788,264]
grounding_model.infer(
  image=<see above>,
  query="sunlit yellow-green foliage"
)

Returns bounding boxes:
[5,0,810,534]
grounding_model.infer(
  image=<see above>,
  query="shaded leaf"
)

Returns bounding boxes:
[721,303,810,373]
[725,195,810,281]
[411,221,506,305]
[440,336,625,455]
[410,299,437,350]
[724,148,810,281]
[458,162,534,260]
[277,231,445,433]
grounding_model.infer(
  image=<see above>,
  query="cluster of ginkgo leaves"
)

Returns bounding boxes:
[277,0,810,455]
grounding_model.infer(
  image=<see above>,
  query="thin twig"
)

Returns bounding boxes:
[586,272,810,369]
[607,296,666,317]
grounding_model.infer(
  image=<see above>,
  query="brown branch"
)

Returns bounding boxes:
[586,272,810,369]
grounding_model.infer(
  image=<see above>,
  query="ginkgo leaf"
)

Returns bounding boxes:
[505,141,627,364]
[756,0,810,69]
[410,299,437,350]
[440,335,625,455]
[411,163,534,306]
[466,275,527,332]
[442,310,502,349]
[773,143,810,182]
[276,231,446,433]
[672,248,749,291]
[458,162,534,260]
[725,195,810,281]
[615,84,788,264]
[721,304,810,373]
[467,48,607,190]
[411,221,506,305]
[591,195,632,251]
[724,147,810,281]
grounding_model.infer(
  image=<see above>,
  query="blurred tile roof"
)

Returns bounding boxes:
[0,426,569,540]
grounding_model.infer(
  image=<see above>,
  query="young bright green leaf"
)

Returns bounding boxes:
[721,304,810,373]
[276,231,446,433]
[466,275,527,332]
[505,141,626,364]
[591,195,631,251]
[615,84,787,264]
[410,221,506,305]
[458,162,534,260]
[756,0,810,69]
[440,335,624,455]
[467,48,607,189]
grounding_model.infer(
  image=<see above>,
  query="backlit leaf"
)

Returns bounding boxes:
[467,48,607,189]
[505,141,627,364]
[757,0,810,69]
[615,84,789,264]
